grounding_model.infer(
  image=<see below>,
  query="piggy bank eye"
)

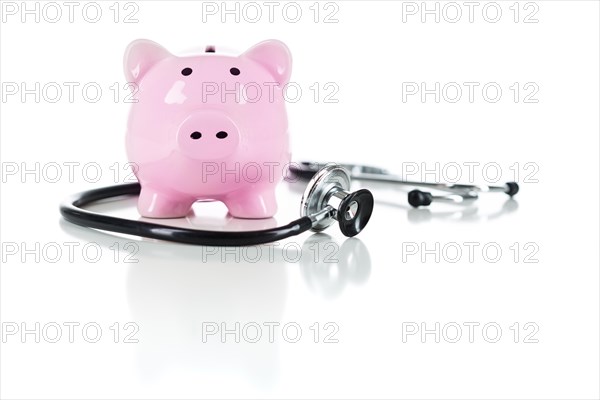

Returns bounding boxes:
[230,67,240,76]
[181,68,193,76]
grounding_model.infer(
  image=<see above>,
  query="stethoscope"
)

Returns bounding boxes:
[60,164,374,247]
[61,161,519,247]
[288,162,519,207]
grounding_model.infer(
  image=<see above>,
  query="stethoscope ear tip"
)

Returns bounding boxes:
[505,182,520,197]
[408,190,433,208]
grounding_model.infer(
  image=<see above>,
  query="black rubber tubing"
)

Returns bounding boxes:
[59,183,313,246]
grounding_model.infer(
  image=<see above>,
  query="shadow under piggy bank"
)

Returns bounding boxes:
[126,244,287,387]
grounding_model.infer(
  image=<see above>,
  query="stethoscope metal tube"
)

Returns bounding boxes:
[290,162,519,207]
[354,172,517,194]
[60,165,374,246]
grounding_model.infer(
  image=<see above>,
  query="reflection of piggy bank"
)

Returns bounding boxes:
[124,39,292,218]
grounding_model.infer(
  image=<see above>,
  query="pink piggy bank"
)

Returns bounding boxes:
[123,39,292,219]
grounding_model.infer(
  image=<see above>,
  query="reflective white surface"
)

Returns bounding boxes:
[1,1,599,398]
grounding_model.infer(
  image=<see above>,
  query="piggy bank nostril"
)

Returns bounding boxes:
[190,131,202,140]
[216,131,228,139]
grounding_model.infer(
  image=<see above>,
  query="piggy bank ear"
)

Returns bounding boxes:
[124,39,172,84]
[242,40,292,85]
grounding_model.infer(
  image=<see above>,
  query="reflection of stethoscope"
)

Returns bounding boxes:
[289,161,519,207]
[60,164,374,246]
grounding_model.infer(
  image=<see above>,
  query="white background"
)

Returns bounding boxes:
[1,1,599,399]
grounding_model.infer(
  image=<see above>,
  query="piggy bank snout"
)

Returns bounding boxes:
[177,111,240,160]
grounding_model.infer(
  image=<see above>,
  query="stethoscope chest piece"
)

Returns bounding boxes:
[300,165,374,237]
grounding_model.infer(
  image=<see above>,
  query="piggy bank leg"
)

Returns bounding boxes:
[224,188,277,219]
[138,187,195,218]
